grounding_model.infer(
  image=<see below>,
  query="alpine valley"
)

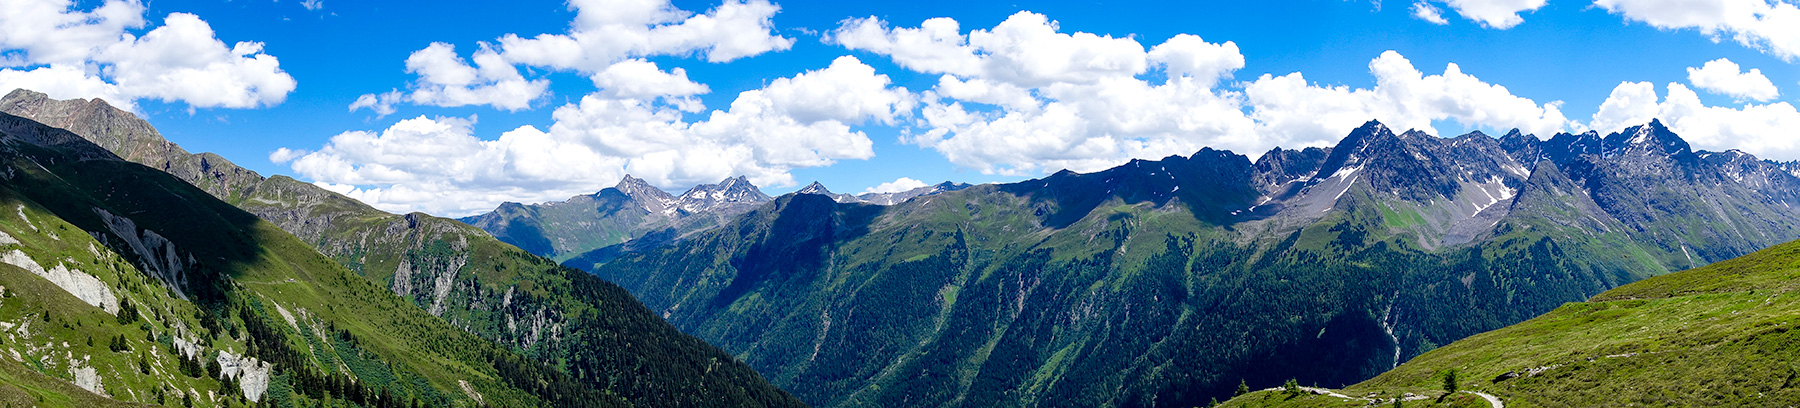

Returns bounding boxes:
[469,117,1800,407]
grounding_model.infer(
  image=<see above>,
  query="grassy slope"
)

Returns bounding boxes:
[0,128,610,406]
[1226,237,1800,407]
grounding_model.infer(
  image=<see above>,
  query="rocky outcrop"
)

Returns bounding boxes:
[92,207,190,299]
[217,351,272,402]
[0,249,118,314]
[69,362,103,396]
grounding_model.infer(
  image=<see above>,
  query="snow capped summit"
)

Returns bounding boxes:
[677,176,774,214]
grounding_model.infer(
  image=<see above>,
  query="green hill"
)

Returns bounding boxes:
[1223,236,1800,407]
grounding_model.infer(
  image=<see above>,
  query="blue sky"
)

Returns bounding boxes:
[5,0,1800,216]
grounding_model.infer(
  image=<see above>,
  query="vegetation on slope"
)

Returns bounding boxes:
[1226,236,1800,407]
[590,147,1674,407]
[0,128,608,406]
[0,89,802,408]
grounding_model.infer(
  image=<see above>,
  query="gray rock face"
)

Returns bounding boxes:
[216,351,271,402]
[0,249,119,314]
[69,363,103,396]
[1501,120,1800,268]
[1243,122,1532,249]
[92,207,191,299]
[1252,146,1331,197]
[615,174,678,214]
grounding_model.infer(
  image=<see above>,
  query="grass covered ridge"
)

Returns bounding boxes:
[1227,237,1800,407]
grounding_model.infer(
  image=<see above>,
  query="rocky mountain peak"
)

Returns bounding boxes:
[677,176,773,213]
[1606,120,1691,157]
[930,181,971,192]
[1496,128,1542,163]
[1538,130,1605,163]
[613,174,677,213]
[1300,119,1532,207]
[1778,160,1800,180]
[797,182,834,195]
[1,89,155,154]
[1251,146,1331,197]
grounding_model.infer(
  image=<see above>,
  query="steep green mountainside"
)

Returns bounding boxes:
[1223,236,1800,407]
[589,121,1800,407]
[0,89,802,407]
[0,110,607,406]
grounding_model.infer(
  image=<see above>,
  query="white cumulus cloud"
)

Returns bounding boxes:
[1412,1,1451,25]
[1408,0,1545,28]
[0,0,295,111]
[1147,34,1245,87]
[839,12,1573,176]
[863,177,928,195]
[1596,0,1800,61]
[1246,50,1577,147]
[355,0,793,113]
[350,43,549,115]
[837,12,1260,175]
[1685,58,1778,101]
[1590,81,1800,160]
[288,57,906,216]
[591,59,709,104]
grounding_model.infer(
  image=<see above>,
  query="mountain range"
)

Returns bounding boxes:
[12,81,1800,408]
[459,174,772,264]
[0,89,800,407]
[460,174,972,267]
[515,119,1800,406]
